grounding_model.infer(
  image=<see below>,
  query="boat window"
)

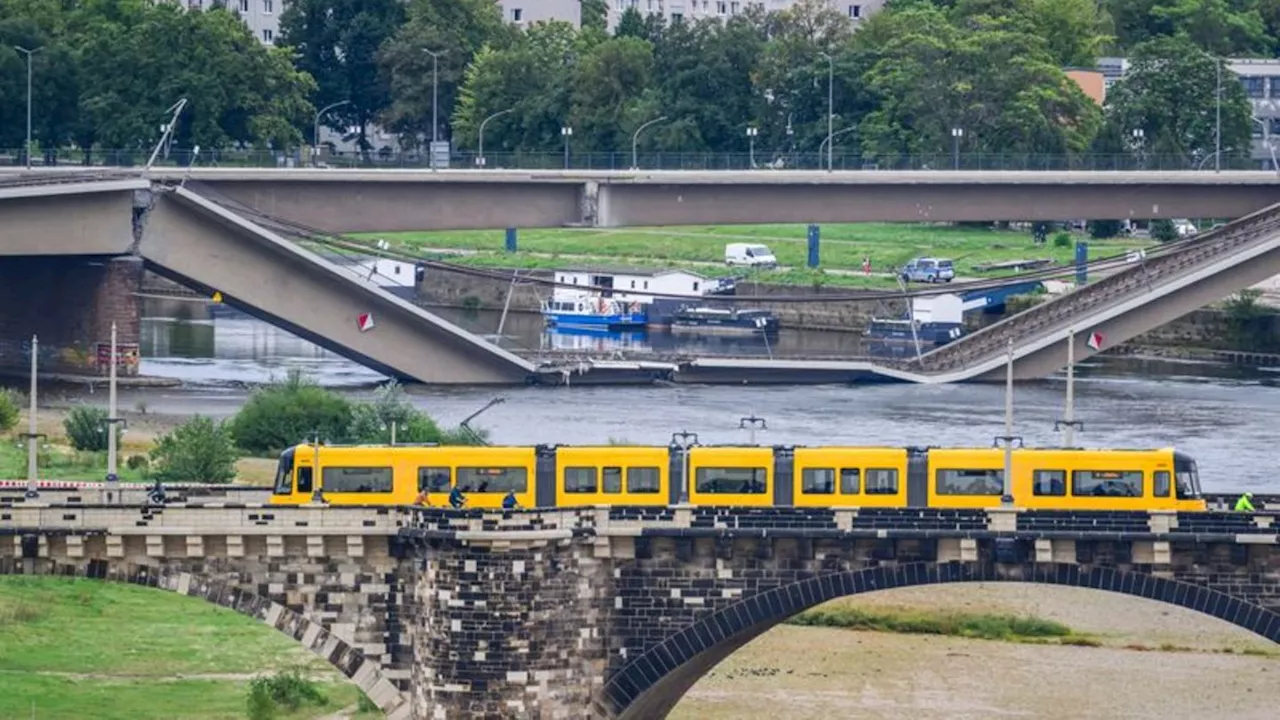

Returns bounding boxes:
[936,469,1004,496]
[1072,470,1143,498]
[296,466,313,495]
[321,466,394,493]
[1154,471,1171,498]
[695,467,767,494]
[603,467,623,494]
[840,468,861,494]
[1032,470,1066,496]
[693,282,700,291]
[801,468,835,494]
[273,448,295,495]
[564,467,598,493]
[418,467,451,493]
[865,468,899,494]
[457,467,528,493]
[627,467,661,493]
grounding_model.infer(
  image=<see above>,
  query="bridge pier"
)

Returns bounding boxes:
[0,255,142,377]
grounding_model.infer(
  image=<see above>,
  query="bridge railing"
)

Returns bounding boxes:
[908,205,1280,374]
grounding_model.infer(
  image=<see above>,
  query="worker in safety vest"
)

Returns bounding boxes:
[1235,492,1255,512]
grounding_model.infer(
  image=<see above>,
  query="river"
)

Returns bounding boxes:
[126,299,1280,492]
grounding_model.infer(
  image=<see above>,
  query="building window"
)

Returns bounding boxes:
[1241,76,1265,98]
[239,0,248,11]
[716,0,726,13]
[692,282,699,291]
[1269,118,1280,137]
[643,281,649,289]
[936,469,1004,496]
[1071,470,1143,498]
[848,4,860,17]
[512,7,522,21]
[263,0,273,12]
[262,28,273,42]
[671,12,682,21]
[630,280,636,289]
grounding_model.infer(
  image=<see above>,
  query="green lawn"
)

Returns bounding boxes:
[0,577,376,719]
[0,441,148,483]
[354,223,1154,282]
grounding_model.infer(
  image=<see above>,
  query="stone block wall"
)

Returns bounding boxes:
[0,256,142,376]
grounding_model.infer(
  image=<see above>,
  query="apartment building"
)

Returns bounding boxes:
[596,0,884,29]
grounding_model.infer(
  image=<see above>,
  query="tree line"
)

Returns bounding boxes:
[0,0,1267,164]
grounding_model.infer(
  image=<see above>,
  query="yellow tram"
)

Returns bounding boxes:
[270,443,1207,512]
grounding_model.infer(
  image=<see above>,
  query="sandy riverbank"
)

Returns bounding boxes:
[671,583,1280,720]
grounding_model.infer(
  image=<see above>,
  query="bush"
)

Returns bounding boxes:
[1087,219,1123,239]
[1150,219,1179,243]
[63,406,118,452]
[230,369,353,455]
[1052,232,1073,248]
[0,388,21,433]
[125,454,149,471]
[149,416,238,484]
[246,668,327,720]
[348,380,438,444]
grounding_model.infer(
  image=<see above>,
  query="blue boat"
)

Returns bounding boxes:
[541,294,647,330]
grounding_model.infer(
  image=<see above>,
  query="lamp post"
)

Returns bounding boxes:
[312,100,350,166]
[951,127,964,170]
[476,107,512,168]
[818,126,858,163]
[1132,128,1145,169]
[746,126,758,168]
[631,115,667,170]
[561,126,573,169]
[15,46,40,169]
[820,52,834,172]
[1216,58,1222,173]
[422,48,443,145]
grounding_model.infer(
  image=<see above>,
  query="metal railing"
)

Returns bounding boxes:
[1,148,1272,172]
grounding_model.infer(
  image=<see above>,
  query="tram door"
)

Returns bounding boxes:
[906,449,929,507]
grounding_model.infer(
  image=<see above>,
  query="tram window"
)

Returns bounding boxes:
[937,469,1004,496]
[695,467,767,494]
[603,467,623,494]
[1154,471,1171,498]
[418,467,451,493]
[840,468,861,495]
[296,466,313,495]
[458,467,528,493]
[1032,470,1066,496]
[801,468,835,494]
[564,467,598,493]
[322,466,394,493]
[273,450,295,495]
[627,467,661,493]
[1072,470,1143,498]
[865,468,899,494]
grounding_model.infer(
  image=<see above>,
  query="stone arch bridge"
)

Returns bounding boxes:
[3,495,1279,718]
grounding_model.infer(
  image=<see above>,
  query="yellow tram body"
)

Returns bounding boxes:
[269,442,1207,512]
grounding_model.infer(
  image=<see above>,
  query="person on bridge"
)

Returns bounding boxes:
[1235,492,1256,512]
[449,485,467,509]
[502,490,519,510]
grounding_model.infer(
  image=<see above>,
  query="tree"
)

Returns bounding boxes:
[379,0,508,151]
[149,416,239,484]
[279,0,405,157]
[1088,219,1125,238]
[1103,35,1252,166]
[1150,218,1180,242]
[569,36,658,152]
[857,4,1101,162]
[580,0,608,32]
[1106,0,1268,55]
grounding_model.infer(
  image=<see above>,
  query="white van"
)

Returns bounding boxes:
[724,243,778,269]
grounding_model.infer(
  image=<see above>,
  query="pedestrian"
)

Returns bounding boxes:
[449,485,467,509]
[502,490,518,510]
[1235,491,1255,512]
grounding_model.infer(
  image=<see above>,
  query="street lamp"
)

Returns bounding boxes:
[820,52,834,172]
[422,48,444,147]
[313,100,350,166]
[818,126,858,161]
[1132,128,1145,169]
[477,107,513,168]
[631,115,667,170]
[561,126,572,169]
[14,46,40,169]
[951,127,964,170]
[746,126,758,168]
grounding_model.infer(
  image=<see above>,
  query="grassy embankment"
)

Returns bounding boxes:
[0,577,377,720]
[352,223,1155,289]
[0,407,275,484]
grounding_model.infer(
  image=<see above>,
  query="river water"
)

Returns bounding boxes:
[126,300,1280,492]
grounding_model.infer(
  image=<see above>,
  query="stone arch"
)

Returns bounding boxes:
[600,561,1280,719]
[0,557,409,719]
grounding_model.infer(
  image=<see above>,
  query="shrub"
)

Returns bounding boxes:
[1052,232,1073,248]
[230,370,353,455]
[125,454,149,471]
[246,668,328,720]
[357,692,379,713]
[0,388,21,433]
[349,380,437,444]
[1150,219,1179,243]
[64,406,118,452]
[1087,219,1123,239]
[149,416,238,484]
